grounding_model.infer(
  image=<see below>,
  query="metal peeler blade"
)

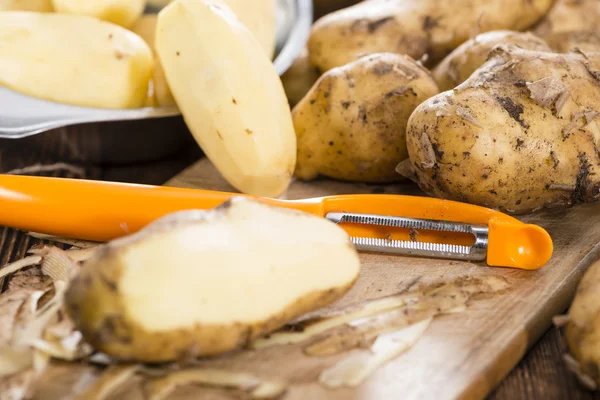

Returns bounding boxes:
[326,212,489,261]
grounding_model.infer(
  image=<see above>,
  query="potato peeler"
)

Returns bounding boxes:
[0,175,553,270]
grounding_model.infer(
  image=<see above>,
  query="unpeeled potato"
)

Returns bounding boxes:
[65,198,360,362]
[293,53,439,183]
[432,31,551,91]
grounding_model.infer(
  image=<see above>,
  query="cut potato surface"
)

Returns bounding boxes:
[65,198,360,362]
[51,0,147,28]
[0,12,153,109]
[156,0,296,197]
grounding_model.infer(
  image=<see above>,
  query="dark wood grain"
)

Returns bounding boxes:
[0,138,598,399]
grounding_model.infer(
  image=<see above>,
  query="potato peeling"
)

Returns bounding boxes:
[255,276,508,354]
[143,368,287,400]
[319,318,433,388]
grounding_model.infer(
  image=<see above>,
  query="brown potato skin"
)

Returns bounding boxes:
[433,31,551,91]
[566,258,600,386]
[406,46,600,213]
[534,0,600,53]
[281,48,321,108]
[293,53,439,183]
[308,0,554,72]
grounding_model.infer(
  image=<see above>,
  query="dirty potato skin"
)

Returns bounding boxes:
[432,31,551,91]
[308,0,554,72]
[405,46,600,213]
[566,258,600,387]
[293,53,439,183]
[534,0,600,53]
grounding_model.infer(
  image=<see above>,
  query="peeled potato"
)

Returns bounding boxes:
[0,12,153,109]
[156,0,296,197]
[65,198,360,362]
[51,0,147,28]
[130,15,176,107]
[0,0,52,11]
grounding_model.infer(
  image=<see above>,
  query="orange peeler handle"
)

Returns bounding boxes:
[0,175,298,241]
[0,175,553,270]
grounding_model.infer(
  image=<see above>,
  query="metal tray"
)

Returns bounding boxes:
[0,0,313,165]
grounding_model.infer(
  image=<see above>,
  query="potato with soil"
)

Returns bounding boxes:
[433,31,551,91]
[294,53,439,183]
[65,198,360,362]
[565,258,600,389]
[534,0,600,53]
[405,46,600,213]
[308,0,554,72]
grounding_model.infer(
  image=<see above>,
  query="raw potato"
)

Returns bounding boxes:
[534,0,600,53]
[432,31,551,91]
[51,0,147,28]
[156,0,296,197]
[65,198,360,362]
[281,48,321,108]
[405,46,600,213]
[565,258,600,388]
[130,15,176,107]
[0,12,153,109]
[308,0,554,72]
[0,0,52,11]
[294,53,439,183]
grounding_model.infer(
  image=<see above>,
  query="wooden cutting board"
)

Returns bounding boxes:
[164,159,600,400]
[27,158,600,400]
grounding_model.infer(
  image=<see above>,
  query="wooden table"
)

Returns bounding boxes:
[0,140,598,400]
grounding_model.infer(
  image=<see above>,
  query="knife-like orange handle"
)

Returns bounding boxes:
[0,175,303,241]
[0,175,553,270]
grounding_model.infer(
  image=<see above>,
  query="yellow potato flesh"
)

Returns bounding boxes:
[156,0,296,197]
[0,12,153,109]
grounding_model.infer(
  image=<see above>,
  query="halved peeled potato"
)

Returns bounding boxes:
[51,0,147,28]
[0,12,153,109]
[65,198,360,362]
[156,0,296,197]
